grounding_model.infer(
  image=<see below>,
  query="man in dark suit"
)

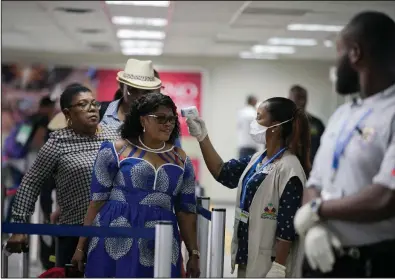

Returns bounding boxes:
[289,85,325,164]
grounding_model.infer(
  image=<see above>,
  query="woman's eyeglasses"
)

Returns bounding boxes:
[70,101,102,111]
[147,114,177,124]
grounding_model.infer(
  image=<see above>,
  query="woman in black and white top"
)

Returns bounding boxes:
[6,84,119,267]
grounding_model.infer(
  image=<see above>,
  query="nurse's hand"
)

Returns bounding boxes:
[266,261,286,277]
[293,198,322,236]
[304,224,343,273]
[185,117,208,142]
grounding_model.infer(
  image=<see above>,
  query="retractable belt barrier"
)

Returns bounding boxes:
[1,203,225,278]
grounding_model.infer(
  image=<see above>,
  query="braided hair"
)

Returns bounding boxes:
[120,93,180,144]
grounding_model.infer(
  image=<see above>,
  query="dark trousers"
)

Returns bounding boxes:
[55,236,80,267]
[302,239,395,278]
[238,147,257,159]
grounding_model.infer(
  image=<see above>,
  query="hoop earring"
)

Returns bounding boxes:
[67,118,72,127]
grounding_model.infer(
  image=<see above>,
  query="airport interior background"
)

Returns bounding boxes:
[2,1,395,277]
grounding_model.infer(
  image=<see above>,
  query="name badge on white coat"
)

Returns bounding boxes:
[235,207,249,223]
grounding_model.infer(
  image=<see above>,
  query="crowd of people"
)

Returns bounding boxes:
[2,10,395,278]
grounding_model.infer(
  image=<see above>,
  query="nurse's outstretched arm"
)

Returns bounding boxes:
[186,117,253,189]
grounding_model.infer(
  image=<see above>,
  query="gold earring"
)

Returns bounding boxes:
[67,118,72,127]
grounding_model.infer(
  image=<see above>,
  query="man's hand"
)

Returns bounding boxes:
[304,224,343,273]
[294,198,322,236]
[185,117,208,142]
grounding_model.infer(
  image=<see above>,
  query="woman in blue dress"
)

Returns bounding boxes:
[71,93,200,278]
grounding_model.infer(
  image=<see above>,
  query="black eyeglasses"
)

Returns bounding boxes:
[69,100,101,111]
[147,114,177,124]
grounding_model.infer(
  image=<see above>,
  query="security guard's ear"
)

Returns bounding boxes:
[348,43,361,65]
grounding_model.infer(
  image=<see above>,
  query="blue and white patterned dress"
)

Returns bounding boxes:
[84,141,197,278]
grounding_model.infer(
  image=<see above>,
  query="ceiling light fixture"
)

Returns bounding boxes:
[239,52,278,60]
[251,45,295,54]
[268,37,317,46]
[324,40,334,48]
[287,24,344,32]
[121,47,163,56]
[117,29,166,39]
[120,40,164,48]
[105,1,170,7]
[112,16,168,27]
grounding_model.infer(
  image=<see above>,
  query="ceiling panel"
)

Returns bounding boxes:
[2,1,395,61]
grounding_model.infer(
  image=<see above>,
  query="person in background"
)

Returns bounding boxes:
[293,11,395,277]
[3,96,56,223]
[288,85,325,164]
[72,93,199,278]
[186,97,311,277]
[6,85,119,268]
[237,95,259,159]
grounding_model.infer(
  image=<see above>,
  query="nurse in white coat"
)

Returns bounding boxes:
[186,97,311,277]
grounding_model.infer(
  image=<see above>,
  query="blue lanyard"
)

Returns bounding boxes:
[240,147,286,209]
[332,109,373,173]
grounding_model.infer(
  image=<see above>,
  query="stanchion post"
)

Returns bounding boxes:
[22,249,29,278]
[2,244,10,278]
[154,221,173,278]
[209,208,226,278]
[197,197,210,278]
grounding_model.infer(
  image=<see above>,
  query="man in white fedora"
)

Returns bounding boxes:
[100,58,161,128]
[100,58,181,147]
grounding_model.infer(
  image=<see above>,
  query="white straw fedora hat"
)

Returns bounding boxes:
[116,58,161,90]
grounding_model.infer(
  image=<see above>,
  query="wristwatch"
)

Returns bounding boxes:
[189,249,200,259]
[310,198,323,220]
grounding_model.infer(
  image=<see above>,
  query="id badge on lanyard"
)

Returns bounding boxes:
[324,109,372,200]
[237,148,286,223]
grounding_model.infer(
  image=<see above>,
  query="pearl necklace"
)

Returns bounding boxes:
[138,136,165,152]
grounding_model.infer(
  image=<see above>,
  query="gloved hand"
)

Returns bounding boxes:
[304,224,343,273]
[185,117,208,142]
[294,198,322,236]
[266,261,286,278]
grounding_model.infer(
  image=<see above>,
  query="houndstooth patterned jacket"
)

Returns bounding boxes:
[11,125,120,225]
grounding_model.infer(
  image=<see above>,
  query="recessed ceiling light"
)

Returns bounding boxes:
[251,45,295,54]
[239,51,278,60]
[112,16,167,27]
[106,1,169,7]
[120,40,164,48]
[287,24,344,32]
[121,47,163,56]
[324,40,334,47]
[117,29,166,39]
[268,37,317,46]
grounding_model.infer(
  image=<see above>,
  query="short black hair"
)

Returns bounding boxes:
[39,96,55,108]
[120,93,180,144]
[344,11,395,65]
[247,95,256,105]
[290,85,307,94]
[60,84,92,110]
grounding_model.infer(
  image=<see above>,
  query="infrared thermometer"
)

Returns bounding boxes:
[181,106,199,119]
